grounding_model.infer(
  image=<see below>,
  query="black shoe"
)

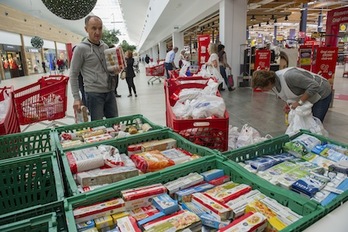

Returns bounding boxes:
[135,94,138,97]
[128,94,132,97]
[220,88,226,91]
[228,87,235,91]
[115,94,121,97]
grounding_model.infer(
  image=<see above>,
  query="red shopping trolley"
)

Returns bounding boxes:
[0,86,20,135]
[146,63,165,85]
[13,75,69,128]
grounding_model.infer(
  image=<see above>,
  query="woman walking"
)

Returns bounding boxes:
[125,50,137,97]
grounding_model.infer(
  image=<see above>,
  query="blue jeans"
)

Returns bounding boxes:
[86,91,118,121]
[165,63,173,79]
[312,91,332,122]
[219,66,229,87]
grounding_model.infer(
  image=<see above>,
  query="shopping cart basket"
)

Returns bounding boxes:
[0,86,20,135]
[13,75,69,127]
[146,63,165,85]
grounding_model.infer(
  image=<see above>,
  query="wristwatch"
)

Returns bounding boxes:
[298,99,304,105]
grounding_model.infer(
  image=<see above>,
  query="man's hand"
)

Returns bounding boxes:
[73,100,83,113]
[291,101,300,110]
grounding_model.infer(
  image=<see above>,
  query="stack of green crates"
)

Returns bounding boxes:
[64,155,325,232]
[0,129,66,231]
[221,129,348,214]
[58,128,218,196]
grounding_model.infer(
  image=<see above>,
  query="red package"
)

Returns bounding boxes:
[130,150,175,173]
[208,175,231,186]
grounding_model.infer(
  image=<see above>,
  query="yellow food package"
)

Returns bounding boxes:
[245,200,286,232]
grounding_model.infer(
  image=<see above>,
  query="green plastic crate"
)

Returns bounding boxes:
[52,114,165,151]
[64,155,325,232]
[0,213,57,232]
[0,201,67,231]
[222,129,348,214]
[59,128,217,197]
[0,129,55,160]
[0,153,64,217]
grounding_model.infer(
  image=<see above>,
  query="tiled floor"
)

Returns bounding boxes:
[1,63,347,144]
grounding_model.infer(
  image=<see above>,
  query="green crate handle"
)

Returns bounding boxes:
[0,213,57,231]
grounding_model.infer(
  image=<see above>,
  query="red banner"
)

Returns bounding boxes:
[325,7,348,47]
[254,50,270,70]
[197,34,210,67]
[311,47,338,80]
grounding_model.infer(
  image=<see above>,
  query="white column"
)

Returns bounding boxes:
[158,41,167,60]
[151,46,159,63]
[172,32,184,66]
[220,0,247,87]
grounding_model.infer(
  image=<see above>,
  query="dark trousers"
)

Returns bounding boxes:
[219,66,229,87]
[165,63,173,79]
[126,77,137,95]
[312,92,333,122]
[78,73,87,106]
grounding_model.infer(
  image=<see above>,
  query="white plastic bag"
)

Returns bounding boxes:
[236,124,262,148]
[228,126,240,150]
[285,102,328,136]
[190,95,226,119]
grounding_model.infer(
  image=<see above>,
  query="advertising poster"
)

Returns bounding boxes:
[298,45,313,71]
[197,34,210,67]
[254,49,270,70]
[312,47,338,80]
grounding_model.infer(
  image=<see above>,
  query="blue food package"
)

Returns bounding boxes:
[319,177,348,206]
[76,220,95,231]
[137,211,166,227]
[312,144,348,162]
[291,173,329,198]
[200,169,224,181]
[247,153,295,171]
[175,183,215,202]
[151,193,180,215]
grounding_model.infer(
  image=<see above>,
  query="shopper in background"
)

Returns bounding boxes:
[164,46,178,78]
[218,44,234,91]
[41,60,47,73]
[252,67,332,122]
[125,50,137,97]
[145,54,150,64]
[178,49,186,68]
[69,15,119,121]
[206,43,224,90]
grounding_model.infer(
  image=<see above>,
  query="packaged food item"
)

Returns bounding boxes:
[175,183,215,203]
[73,198,125,223]
[258,161,297,185]
[117,216,141,232]
[181,202,230,229]
[76,166,139,187]
[291,172,330,198]
[329,160,348,175]
[120,154,136,168]
[161,148,192,164]
[141,138,177,151]
[151,193,180,215]
[95,215,114,230]
[217,212,267,232]
[121,184,167,210]
[245,200,286,231]
[191,192,232,220]
[104,46,126,72]
[129,205,158,221]
[78,184,109,193]
[200,169,225,181]
[208,175,230,186]
[291,134,322,151]
[127,144,143,156]
[312,144,348,162]
[61,140,84,148]
[142,210,201,232]
[99,145,124,168]
[205,182,252,203]
[84,133,113,144]
[128,125,138,134]
[66,147,104,174]
[245,153,295,172]
[130,150,175,173]
[76,220,95,231]
[137,212,166,228]
[82,129,106,140]
[141,123,153,132]
[111,212,130,223]
[164,172,204,195]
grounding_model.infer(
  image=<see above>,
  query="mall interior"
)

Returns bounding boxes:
[0,1,348,231]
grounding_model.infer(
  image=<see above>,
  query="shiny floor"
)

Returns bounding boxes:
[1,62,347,144]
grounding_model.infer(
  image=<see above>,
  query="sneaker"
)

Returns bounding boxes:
[115,94,121,97]
[135,94,138,97]
[128,94,132,97]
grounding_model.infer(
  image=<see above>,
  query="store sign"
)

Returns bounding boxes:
[325,7,348,46]
[27,48,39,53]
[312,47,338,80]
[254,50,271,70]
[298,45,313,71]
[3,44,20,51]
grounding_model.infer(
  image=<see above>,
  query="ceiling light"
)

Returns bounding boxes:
[285,15,289,21]
[251,15,256,21]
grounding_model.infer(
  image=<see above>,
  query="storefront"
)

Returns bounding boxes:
[56,42,67,72]
[23,35,43,75]
[42,39,57,73]
[0,30,25,80]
